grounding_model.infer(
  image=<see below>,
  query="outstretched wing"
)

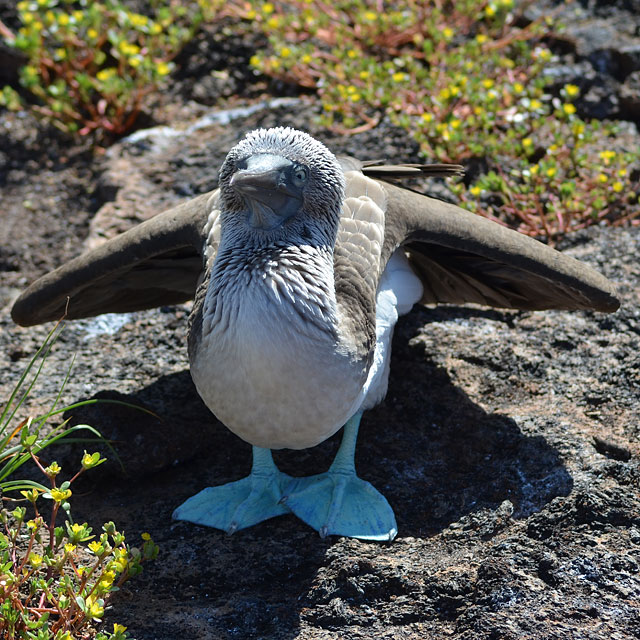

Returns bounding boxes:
[11,191,217,326]
[380,181,619,312]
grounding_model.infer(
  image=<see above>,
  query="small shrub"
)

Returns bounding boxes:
[0,448,158,640]
[0,326,158,639]
[241,0,640,240]
[3,0,226,139]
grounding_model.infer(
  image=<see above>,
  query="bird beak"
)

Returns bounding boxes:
[230,154,302,230]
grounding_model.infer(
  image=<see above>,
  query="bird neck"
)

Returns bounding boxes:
[205,233,338,338]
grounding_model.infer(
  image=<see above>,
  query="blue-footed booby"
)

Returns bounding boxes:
[12,127,619,541]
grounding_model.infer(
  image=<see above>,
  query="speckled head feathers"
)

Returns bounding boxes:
[218,127,346,220]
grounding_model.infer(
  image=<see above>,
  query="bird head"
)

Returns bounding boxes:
[218,127,346,244]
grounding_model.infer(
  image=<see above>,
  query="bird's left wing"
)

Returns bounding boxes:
[380,181,619,312]
[11,191,217,326]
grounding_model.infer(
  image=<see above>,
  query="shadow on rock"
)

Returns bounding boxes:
[63,306,573,542]
[62,369,226,479]
[360,308,574,539]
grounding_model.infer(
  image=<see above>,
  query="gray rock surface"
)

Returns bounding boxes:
[1,1,640,637]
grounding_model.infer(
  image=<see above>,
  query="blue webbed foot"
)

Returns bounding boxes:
[284,470,397,541]
[283,413,397,541]
[172,447,292,534]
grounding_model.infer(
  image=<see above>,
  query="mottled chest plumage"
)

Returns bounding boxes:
[188,244,369,449]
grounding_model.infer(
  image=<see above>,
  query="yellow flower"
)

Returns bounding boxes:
[246,9,256,20]
[470,185,482,196]
[513,82,524,93]
[612,181,624,193]
[55,48,67,60]
[535,47,552,61]
[421,112,433,123]
[29,553,43,568]
[599,150,616,164]
[45,462,61,477]
[87,595,105,619]
[130,13,148,27]
[50,488,72,503]
[618,168,627,177]
[280,46,291,58]
[564,83,579,97]
[301,54,312,64]
[23,12,34,24]
[562,103,576,115]
[443,27,454,40]
[97,68,117,81]
[597,173,608,183]
[89,541,103,553]
[129,57,141,68]
[359,70,369,80]
[476,34,488,44]
[249,55,261,67]
[149,22,162,35]
[364,11,377,20]
[530,164,539,175]
[64,543,76,554]
[73,10,83,22]
[156,62,170,76]
[529,98,542,110]
[546,167,557,178]
[450,119,461,129]
[266,16,279,28]
[141,532,151,540]
[87,28,98,39]
[485,4,496,17]
[439,87,451,100]
[99,570,116,590]
[21,489,40,503]
[392,72,406,83]
[347,49,357,59]
[262,2,274,14]
[482,78,494,89]
[522,137,533,149]
[571,121,585,136]
[58,13,70,26]
[113,624,128,634]
[349,93,361,102]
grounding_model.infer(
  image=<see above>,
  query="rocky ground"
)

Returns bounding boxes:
[1,2,640,639]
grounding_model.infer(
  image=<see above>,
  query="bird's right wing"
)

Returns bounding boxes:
[11,191,218,326]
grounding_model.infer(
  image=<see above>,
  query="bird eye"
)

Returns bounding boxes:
[293,165,308,183]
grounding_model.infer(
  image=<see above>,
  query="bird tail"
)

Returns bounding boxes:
[361,161,464,180]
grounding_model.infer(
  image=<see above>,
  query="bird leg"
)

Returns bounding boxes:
[283,412,397,541]
[172,446,292,533]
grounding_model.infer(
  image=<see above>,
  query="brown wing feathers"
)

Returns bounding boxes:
[381,181,619,312]
[10,158,619,328]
